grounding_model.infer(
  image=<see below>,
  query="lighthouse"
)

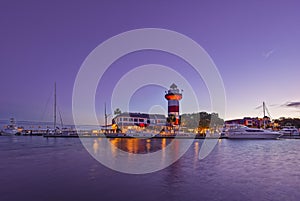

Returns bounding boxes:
[165,83,182,127]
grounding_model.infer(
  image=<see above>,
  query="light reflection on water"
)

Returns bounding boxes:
[0,136,300,201]
[82,137,196,174]
[95,138,173,154]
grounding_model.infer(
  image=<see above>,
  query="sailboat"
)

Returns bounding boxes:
[44,82,77,137]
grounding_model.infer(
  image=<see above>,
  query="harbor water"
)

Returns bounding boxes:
[1,136,300,201]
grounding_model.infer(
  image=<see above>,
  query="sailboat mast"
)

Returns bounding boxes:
[58,109,64,128]
[54,82,57,129]
[263,102,266,117]
[263,101,266,129]
[105,102,107,133]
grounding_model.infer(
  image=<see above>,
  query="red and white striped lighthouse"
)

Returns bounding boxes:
[165,83,182,126]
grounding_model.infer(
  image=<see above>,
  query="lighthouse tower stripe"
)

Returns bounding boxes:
[168,100,179,106]
[168,106,179,112]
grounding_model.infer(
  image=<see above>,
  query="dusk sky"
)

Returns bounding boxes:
[1,0,300,124]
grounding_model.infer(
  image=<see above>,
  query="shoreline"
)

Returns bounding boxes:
[2,134,300,139]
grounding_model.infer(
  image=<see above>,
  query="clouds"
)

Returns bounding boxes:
[262,48,276,59]
[283,101,300,108]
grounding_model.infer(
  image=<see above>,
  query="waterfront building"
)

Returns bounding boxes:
[225,116,271,128]
[112,112,166,132]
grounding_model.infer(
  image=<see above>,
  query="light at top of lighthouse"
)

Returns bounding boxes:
[165,83,182,100]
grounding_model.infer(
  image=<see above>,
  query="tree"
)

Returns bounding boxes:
[167,114,176,125]
[180,112,224,130]
[114,108,122,116]
[199,112,210,129]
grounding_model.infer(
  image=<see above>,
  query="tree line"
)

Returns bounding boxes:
[180,112,224,129]
[274,117,300,128]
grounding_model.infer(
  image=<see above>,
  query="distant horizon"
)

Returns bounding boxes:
[1,110,299,126]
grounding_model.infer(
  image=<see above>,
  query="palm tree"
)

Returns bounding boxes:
[114,108,122,116]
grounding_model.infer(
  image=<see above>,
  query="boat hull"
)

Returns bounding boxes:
[279,131,299,136]
[226,132,282,139]
[1,129,18,136]
[126,132,156,138]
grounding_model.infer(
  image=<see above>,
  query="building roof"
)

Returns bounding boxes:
[170,83,177,89]
[114,112,166,119]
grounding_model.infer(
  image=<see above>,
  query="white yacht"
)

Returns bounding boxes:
[1,118,19,136]
[279,126,299,136]
[125,129,157,138]
[224,124,282,139]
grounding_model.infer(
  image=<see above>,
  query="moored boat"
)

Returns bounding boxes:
[125,130,156,138]
[279,125,299,136]
[1,118,19,136]
[224,124,282,139]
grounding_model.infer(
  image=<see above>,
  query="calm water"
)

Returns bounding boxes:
[1,136,300,201]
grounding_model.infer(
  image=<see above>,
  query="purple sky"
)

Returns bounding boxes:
[1,0,300,124]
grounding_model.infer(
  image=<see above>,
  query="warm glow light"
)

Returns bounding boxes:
[165,94,182,100]
[112,124,118,129]
[93,139,99,155]
[161,138,167,149]
[146,140,151,152]
[126,139,140,154]
[194,141,199,157]
[109,138,120,157]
